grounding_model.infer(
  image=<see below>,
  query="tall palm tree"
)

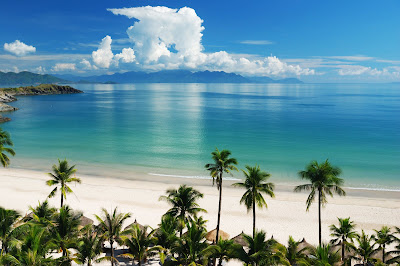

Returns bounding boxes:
[205,148,238,243]
[0,128,15,168]
[46,159,81,207]
[154,214,179,261]
[0,207,21,254]
[159,185,206,236]
[350,230,378,265]
[95,207,131,266]
[120,224,161,266]
[202,239,241,266]
[233,165,274,237]
[50,205,81,259]
[329,217,358,262]
[373,226,395,263]
[74,225,110,266]
[294,160,346,246]
[310,244,341,266]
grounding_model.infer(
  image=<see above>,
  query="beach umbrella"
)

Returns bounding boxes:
[371,249,393,262]
[124,219,146,232]
[329,241,356,259]
[231,231,248,247]
[206,228,230,242]
[297,238,313,255]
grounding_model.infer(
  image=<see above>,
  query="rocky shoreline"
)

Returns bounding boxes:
[0,84,83,122]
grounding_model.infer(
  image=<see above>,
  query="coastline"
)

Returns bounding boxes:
[1,166,399,247]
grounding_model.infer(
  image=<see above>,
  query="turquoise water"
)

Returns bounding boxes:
[2,83,400,190]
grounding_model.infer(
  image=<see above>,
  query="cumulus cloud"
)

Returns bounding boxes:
[51,63,76,72]
[34,66,46,74]
[115,48,135,63]
[103,6,314,77]
[92,36,114,68]
[80,59,98,70]
[4,40,36,56]
[338,65,400,78]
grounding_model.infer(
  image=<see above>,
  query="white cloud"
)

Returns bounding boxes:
[104,6,314,77]
[80,59,98,70]
[92,36,114,68]
[51,63,76,72]
[327,55,375,61]
[115,48,135,63]
[4,40,36,56]
[34,66,46,74]
[240,40,274,45]
[338,65,400,78]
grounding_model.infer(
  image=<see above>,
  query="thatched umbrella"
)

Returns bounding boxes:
[124,219,146,232]
[371,249,393,263]
[80,215,94,227]
[206,228,230,242]
[231,231,248,247]
[297,238,313,255]
[329,241,356,260]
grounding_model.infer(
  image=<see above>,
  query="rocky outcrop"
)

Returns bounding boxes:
[0,84,83,123]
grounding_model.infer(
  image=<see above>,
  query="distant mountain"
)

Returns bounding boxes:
[0,71,66,86]
[54,70,304,84]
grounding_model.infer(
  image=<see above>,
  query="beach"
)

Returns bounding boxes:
[1,166,399,250]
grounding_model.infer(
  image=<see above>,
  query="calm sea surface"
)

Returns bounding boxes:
[2,83,400,190]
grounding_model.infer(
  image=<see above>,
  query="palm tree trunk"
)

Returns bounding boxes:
[61,187,64,208]
[218,256,223,266]
[253,192,256,238]
[382,244,385,263]
[318,188,321,247]
[110,239,114,266]
[216,173,223,244]
[342,236,345,261]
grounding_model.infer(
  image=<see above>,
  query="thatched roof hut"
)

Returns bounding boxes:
[80,216,94,227]
[124,219,146,232]
[206,228,230,242]
[231,232,248,247]
[297,238,313,255]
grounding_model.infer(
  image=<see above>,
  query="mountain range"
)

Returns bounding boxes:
[0,70,304,86]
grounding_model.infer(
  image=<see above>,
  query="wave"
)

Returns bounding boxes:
[148,172,241,181]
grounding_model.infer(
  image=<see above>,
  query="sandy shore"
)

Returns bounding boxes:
[1,167,399,264]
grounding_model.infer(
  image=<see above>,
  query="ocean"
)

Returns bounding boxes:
[2,83,400,190]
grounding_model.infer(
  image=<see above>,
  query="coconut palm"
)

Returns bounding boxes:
[329,217,358,262]
[46,159,81,207]
[310,244,341,266]
[27,200,57,227]
[387,227,400,264]
[0,128,15,168]
[172,220,208,265]
[95,207,131,266]
[50,205,81,259]
[120,224,160,266]
[155,214,179,260]
[294,160,345,246]
[205,148,238,243]
[202,239,241,266]
[373,226,395,263]
[74,225,110,266]
[281,236,311,265]
[236,230,285,266]
[349,230,378,265]
[233,165,274,237]
[159,185,206,236]
[0,207,21,254]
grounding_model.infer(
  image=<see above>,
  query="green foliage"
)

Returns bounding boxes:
[0,128,15,167]
[201,239,241,266]
[310,244,341,266]
[46,159,81,207]
[329,217,358,261]
[0,84,82,94]
[74,225,107,266]
[204,148,238,188]
[0,207,21,254]
[349,230,379,265]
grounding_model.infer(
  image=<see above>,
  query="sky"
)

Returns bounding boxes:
[0,0,399,82]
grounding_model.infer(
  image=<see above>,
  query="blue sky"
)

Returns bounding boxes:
[1,0,399,82]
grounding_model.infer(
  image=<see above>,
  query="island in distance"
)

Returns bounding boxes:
[0,70,303,85]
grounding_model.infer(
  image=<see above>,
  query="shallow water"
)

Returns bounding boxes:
[3,83,400,190]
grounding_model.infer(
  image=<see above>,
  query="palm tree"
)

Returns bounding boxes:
[205,148,238,243]
[0,128,15,168]
[46,159,81,207]
[74,225,110,266]
[159,185,206,236]
[50,205,81,259]
[233,165,274,237]
[172,220,208,265]
[95,207,131,266]
[387,226,400,264]
[120,224,161,266]
[294,160,345,246]
[154,214,179,261]
[0,207,21,254]
[236,230,285,266]
[373,226,395,263]
[310,244,341,266]
[329,217,358,262]
[281,236,311,265]
[202,239,241,266]
[350,230,378,265]
[27,200,56,227]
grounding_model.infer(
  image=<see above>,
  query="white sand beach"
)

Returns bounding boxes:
[1,167,399,264]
